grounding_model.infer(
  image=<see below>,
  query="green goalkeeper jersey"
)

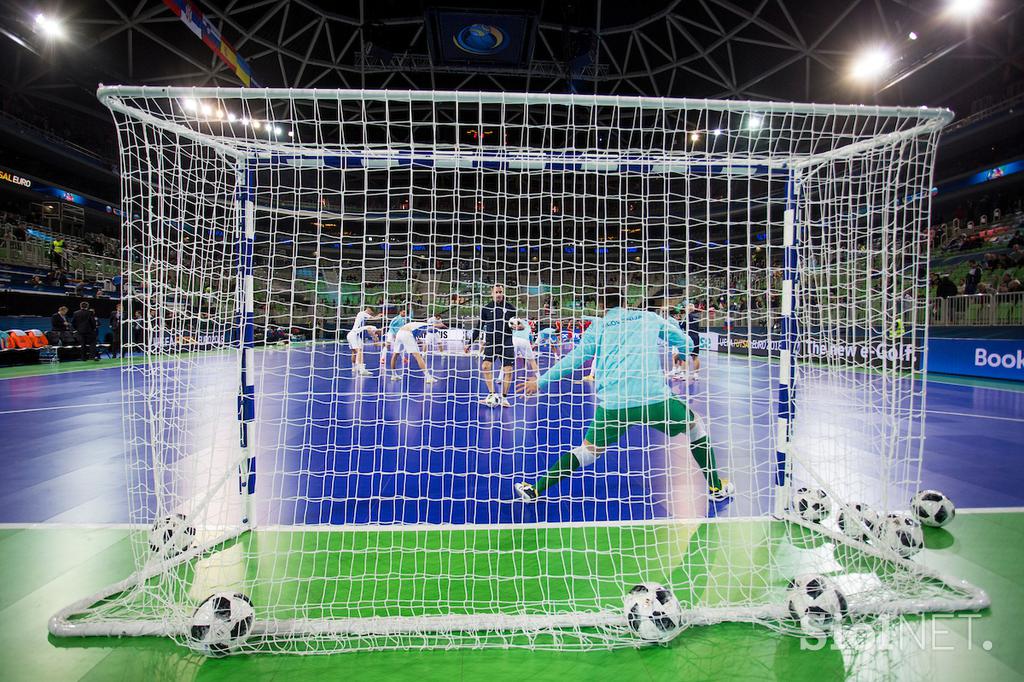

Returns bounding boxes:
[536,307,693,410]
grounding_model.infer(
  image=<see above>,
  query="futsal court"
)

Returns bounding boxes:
[1,346,1022,679]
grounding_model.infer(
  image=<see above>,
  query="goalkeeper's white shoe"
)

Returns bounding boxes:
[708,479,735,502]
[390,373,402,382]
[498,395,511,408]
[357,367,372,377]
[424,373,437,384]
[480,393,498,407]
[515,482,538,503]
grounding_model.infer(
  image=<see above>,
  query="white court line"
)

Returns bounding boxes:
[0,399,119,413]
[925,409,1024,423]
[2,507,1022,530]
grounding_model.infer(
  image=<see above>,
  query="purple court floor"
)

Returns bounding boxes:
[0,346,1021,525]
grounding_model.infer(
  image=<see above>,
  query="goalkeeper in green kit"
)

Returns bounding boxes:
[515,290,733,503]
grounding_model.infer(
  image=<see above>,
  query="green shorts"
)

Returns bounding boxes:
[584,398,694,448]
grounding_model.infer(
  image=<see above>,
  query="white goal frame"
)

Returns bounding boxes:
[49,87,988,648]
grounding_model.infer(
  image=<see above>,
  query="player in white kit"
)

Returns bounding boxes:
[348,305,381,376]
[389,319,439,383]
[347,324,380,376]
[510,318,540,376]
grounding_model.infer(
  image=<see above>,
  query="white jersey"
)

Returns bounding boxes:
[426,316,441,327]
[395,321,428,354]
[346,324,377,350]
[401,321,430,334]
[353,310,372,332]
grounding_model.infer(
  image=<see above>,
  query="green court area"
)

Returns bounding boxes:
[1,512,1021,681]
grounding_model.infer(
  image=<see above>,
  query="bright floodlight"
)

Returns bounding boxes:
[747,115,762,130]
[200,103,212,116]
[689,132,700,142]
[181,98,198,112]
[851,47,892,81]
[227,112,237,122]
[712,128,722,136]
[908,31,918,40]
[947,0,984,18]
[34,13,65,39]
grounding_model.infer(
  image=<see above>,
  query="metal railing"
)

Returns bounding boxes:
[0,239,120,281]
[930,293,1024,326]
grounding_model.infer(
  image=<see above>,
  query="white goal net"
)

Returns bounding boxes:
[50,88,987,654]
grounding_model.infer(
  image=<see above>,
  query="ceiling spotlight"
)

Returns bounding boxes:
[690,132,700,142]
[287,131,294,138]
[712,128,722,136]
[850,47,892,81]
[181,98,198,112]
[239,117,250,126]
[200,103,212,116]
[747,115,762,130]
[947,0,984,18]
[274,126,282,135]
[252,120,261,130]
[908,31,918,40]
[214,109,224,119]
[227,112,236,122]
[34,13,65,39]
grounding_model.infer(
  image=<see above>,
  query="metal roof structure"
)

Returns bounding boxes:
[1,0,1022,128]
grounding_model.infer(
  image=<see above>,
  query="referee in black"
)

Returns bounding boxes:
[479,283,517,408]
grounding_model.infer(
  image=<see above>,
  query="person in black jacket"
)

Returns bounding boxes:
[72,301,99,361]
[50,305,73,346]
[109,302,123,357]
[479,284,517,408]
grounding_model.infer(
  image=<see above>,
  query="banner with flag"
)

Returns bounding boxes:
[163,0,260,87]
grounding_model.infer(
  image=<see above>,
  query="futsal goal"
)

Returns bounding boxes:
[49,87,987,653]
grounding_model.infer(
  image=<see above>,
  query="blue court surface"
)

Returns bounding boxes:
[0,345,1021,526]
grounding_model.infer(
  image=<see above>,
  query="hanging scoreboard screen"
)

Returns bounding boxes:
[425,9,538,69]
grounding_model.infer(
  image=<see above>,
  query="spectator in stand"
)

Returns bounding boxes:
[72,301,99,361]
[50,305,73,345]
[30,275,43,288]
[1009,244,1024,267]
[1008,230,1024,249]
[109,303,123,358]
[984,252,1000,270]
[965,260,982,295]
[934,274,958,299]
[1008,279,1023,293]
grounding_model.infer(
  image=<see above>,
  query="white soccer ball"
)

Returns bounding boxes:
[877,513,924,559]
[624,582,685,643]
[792,487,830,523]
[148,513,195,558]
[786,574,848,637]
[836,503,880,543]
[911,490,956,528]
[188,592,255,657]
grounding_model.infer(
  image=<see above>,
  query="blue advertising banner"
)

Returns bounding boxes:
[927,338,1024,381]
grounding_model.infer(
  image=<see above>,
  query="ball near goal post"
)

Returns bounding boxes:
[48,87,987,653]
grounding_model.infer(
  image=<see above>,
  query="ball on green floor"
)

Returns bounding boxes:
[911,490,956,528]
[792,487,830,523]
[148,513,195,558]
[877,513,924,558]
[786,574,848,638]
[837,503,880,543]
[624,582,684,643]
[188,592,255,657]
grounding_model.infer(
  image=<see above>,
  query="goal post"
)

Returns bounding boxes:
[49,87,988,653]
